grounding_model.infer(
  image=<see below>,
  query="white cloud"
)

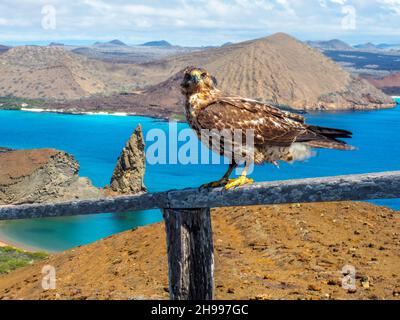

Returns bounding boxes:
[0,17,32,27]
[330,0,348,5]
[380,0,400,14]
[276,0,296,15]
[0,0,398,46]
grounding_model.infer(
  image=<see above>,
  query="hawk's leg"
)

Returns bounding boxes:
[201,162,238,189]
[225,162,254,190]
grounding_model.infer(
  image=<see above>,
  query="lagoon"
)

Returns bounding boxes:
[0,101,399,251]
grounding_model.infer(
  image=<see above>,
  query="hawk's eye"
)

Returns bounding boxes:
[201,72,207,78]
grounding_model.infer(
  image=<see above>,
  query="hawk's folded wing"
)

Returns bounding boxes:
[196,97,308,147]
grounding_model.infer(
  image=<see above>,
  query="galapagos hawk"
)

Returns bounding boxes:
[181,67,354,189]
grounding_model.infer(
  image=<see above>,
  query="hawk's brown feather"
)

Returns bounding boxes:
[181,67,354,168]
[197,97,310,147]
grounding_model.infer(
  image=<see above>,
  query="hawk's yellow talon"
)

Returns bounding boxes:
[225,176,254,190]
[201,179,228,189]
[211,181,223,187]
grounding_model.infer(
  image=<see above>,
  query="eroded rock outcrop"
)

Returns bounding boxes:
[0,149,103,205]
[108,125,147,194]
[0,126,147,205]
[316,77,396,110]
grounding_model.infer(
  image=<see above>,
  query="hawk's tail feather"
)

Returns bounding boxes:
[298,125,355,151]
[308,125,352,139]
[305,140,355,151]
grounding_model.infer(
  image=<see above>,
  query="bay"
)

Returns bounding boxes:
[0,100,399,251]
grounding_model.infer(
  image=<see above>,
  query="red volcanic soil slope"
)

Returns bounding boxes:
[367,72,400,95]
[0,202,399,300]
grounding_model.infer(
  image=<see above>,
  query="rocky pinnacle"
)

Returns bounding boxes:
[109,124,147,194]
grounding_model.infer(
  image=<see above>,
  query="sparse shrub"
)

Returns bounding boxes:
[0,247,48,274]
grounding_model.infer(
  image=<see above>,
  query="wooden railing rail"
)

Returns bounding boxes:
[1,171,400,300]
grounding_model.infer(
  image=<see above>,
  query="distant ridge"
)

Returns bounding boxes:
[142,40,172,47]
[52,33,394,117]
[109,39,127,46]
[366,72,400,95]
[0,44,10,54]
[154,32,394,111]
[0,46,141,100]
[376,43,400,50]
[306,39,353,51]
[49,42,64,46]
[51,70,186,119]
[354,42,379,50]
[94,39,128,47]
[0,33,394,112]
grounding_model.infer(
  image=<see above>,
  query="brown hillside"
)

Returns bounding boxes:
[50,70,186,118]
[0,46,147,100]
[0,202,399,300]
[367,72,400,90]
[54,33,393,114]
[151,33,394,110]
[2,34,394,110]
[0,45,9,54]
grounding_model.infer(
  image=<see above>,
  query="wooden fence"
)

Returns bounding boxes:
[1,171,400,300]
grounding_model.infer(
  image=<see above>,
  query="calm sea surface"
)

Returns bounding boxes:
[0,100,399,251]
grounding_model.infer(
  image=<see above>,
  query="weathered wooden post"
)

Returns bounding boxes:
[1,172,400,300]
[163,208,214,300]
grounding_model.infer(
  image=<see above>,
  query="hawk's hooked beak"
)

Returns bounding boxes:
[181,69,204,93]
[192,74,202,84]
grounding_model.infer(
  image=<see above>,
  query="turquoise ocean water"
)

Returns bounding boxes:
[0,100,399,251]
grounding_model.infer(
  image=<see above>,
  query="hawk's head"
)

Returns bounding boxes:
[181,67,218,95]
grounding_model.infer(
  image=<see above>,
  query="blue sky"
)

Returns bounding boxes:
[0,0,399,46]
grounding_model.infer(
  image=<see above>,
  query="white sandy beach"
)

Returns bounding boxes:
[0,233,37,251]
[0,235,16,248]
[20,107,132,117]
[0,237,14,248]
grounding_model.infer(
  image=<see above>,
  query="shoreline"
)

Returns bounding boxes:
[19,107,173,121]
[9,96,400,120]
[0,231,45,252]
[0,107,176,122]
[21,107,133,117]
[0,97,397,121]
